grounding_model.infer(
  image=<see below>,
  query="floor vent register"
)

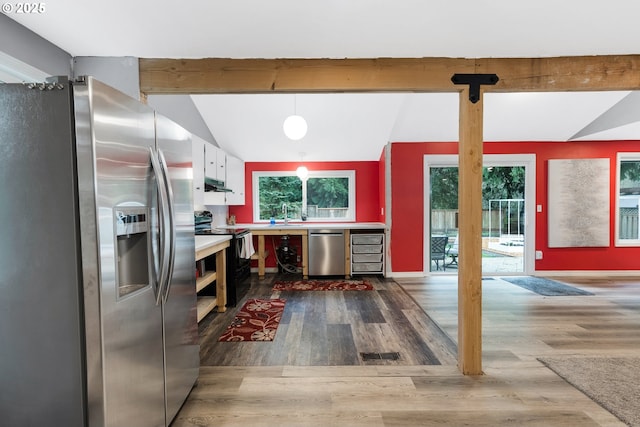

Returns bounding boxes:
[360,352,401,361]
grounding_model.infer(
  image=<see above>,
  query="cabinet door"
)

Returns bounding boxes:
[215,148,226,180]
[192,135,205,207]
[205,144,226,181]
[203,142,226,205]
[225,154,245,205]
[204,142,217,179]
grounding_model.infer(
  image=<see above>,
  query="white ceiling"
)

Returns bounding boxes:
[192,91,639,162]
[8,1,640,161]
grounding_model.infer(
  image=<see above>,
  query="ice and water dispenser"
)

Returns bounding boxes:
[115,207,151,298]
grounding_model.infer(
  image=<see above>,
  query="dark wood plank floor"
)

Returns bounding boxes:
[198,274,458,366]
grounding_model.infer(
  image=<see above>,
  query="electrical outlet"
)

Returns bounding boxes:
[537,204,543,213]
[297,255,301,262]
[535,250,543,260]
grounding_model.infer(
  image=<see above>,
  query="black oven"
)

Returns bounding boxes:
[195,218,251,307]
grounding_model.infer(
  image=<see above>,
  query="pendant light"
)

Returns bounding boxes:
[296,152,309,180]
[283,95,307,140]
[296,165,309,180]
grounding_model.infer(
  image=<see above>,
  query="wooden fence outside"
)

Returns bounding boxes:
[620,208,639,239]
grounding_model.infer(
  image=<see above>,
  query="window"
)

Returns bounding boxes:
[253,170,356,222]
[616,153,640,246]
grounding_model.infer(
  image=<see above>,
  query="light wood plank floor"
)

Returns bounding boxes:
[171,274,640,427]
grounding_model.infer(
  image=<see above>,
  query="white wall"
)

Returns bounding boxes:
[147,94,217,145]
[0,13,71,79]
[73,56,141,100]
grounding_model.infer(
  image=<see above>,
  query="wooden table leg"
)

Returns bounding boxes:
[301,232,308,279]
[258,235,266,279]
[215,248,227,312]
[344,229,351,279]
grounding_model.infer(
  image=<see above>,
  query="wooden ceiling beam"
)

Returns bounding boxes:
[139,55,640,94]
[481,56,640,92]
[139,57,475,94]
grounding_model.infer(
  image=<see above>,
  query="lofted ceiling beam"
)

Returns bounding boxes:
[139,55,640,95]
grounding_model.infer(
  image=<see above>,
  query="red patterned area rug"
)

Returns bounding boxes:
[273,279,373,291]
[218,298,286,342]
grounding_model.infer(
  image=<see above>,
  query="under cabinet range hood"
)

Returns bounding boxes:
[204,176,232,192]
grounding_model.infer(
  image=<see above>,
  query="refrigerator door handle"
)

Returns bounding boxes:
[150,147,170,306]
[157,148,177,303]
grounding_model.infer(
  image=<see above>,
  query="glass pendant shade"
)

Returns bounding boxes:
[283,115,308,140]
[296,165,309,180]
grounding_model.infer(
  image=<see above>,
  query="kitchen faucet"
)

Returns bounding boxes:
[282,203,288,224]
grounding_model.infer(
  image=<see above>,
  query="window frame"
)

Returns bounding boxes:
[615,152,640,247]
[252,170,356,223]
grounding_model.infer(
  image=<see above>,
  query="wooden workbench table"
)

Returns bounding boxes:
[195,236,231,320]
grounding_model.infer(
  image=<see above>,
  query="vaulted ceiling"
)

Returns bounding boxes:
[8,1,640,161]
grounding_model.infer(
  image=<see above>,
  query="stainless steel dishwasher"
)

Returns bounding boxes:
[308,229,345,276]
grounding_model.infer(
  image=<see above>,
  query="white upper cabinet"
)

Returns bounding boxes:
[198,141,245,206]
[216,147,226,181]
[191,135,205,207]
[225,154,245,205]
[202,142,225,205]
[205,143,225,181]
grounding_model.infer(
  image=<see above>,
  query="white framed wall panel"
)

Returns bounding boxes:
[547,158,610,247]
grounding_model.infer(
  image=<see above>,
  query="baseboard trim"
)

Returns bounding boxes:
[387,270,640,278]
[534,270,640,277]
[254,268,640,278]
[387,271,427,278]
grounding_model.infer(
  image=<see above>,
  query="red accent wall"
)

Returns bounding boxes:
[229,160,381,268]
[229,160,380,223]
[391,140,640,273]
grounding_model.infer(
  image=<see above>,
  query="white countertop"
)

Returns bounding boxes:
[194,234,232,253]
[226,222,386,230]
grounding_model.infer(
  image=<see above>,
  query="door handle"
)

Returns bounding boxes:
[149,147,170,306]
[157,149,177,304]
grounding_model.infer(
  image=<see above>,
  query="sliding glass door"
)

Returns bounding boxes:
[424,154,535,275]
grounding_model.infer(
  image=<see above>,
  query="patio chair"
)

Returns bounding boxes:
[431,235,448,271]
[446,233,458,268]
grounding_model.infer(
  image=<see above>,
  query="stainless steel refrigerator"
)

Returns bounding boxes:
[0,76,199,427]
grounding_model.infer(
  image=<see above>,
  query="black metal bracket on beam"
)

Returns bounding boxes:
[451,74,499,103]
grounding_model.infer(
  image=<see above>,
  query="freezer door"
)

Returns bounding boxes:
[74,77,166,427]
[154,113,199,424]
